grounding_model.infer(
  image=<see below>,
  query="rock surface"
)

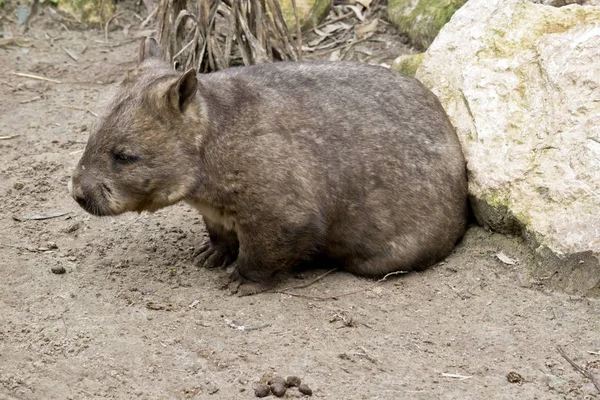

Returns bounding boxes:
[391,53,424,77]
[279,0,330,32]
[387,0,466,50]
[417,0,600,295]
[58,0,114,24]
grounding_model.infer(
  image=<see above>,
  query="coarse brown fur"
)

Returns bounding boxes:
[69,38,468,295]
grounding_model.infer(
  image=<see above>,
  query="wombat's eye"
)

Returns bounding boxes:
[113,151,140,164]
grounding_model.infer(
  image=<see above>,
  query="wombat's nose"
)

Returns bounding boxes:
[74,192,87,207]
[69,179,87,207]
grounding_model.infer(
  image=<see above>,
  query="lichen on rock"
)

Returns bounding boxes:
[57,0,114,24]
[391,53,424,77]
[279,0,330,32]
[387,0,466,50]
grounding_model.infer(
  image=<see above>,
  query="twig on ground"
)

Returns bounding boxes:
[108,38,142,48]
[352,347,377,364]
[0,134,21,140]
[11,72,61,84]
[278,270,407,301]
[105,11,124,42]
[282,268,338,291]
[140,6,158,28]
[314,11,353,31]
[1,243,56,253]
[224,318,271,332]
[13,211,70,221]
[0,38,32,48]
[65,105,99,117]
[276,291,332,300]
[290,0,302,60]
[1,244,38,252]
[23,0,40,34]
[20,97,41,104]
[340,36,370,51]
[446,283,469,300]
[314,37,370,56]
[62,46,78,61]
[558,345,600,393]
[441,373,473,380]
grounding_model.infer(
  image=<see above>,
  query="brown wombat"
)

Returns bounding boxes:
[69,38,468,295]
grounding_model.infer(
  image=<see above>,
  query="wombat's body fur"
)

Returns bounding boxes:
[69,39,467,295]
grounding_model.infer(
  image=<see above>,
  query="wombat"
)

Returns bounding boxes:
[69,38,468,295]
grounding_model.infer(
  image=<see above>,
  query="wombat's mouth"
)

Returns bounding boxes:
[70,180,118,217]
[76,191,158,216]
[71,176,186,216]
[74,193,115,216]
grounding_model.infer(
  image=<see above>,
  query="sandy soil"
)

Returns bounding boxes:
[1,4,599,400]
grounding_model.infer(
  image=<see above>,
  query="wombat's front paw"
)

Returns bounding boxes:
[194,241,234,269]
[222,267,271,297]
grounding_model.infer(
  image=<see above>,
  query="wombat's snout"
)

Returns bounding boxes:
[69,166,117,216]
[69,175,87,208]
[69,166,94,211]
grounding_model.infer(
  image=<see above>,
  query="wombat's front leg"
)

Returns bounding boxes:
[226,222,320,296]
[224,244,281,296]
[194,217,239,269]
[226,265,273,297]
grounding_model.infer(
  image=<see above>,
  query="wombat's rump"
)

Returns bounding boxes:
[69,38,468,295]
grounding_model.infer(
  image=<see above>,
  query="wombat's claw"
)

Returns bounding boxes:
[222,268,270,297]
[194,242,232,269]
[193,243,210,265]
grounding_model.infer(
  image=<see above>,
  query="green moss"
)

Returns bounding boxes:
[387,0,466,50]
[391,53,424,77]
[57,0,114,24]
[279,0,330,32]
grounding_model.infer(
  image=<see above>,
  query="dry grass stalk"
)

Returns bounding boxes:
[156,0,299,72]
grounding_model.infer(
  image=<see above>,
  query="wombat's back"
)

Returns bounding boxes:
[204,62,460,161]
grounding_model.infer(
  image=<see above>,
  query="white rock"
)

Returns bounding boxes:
[417,0,600,295]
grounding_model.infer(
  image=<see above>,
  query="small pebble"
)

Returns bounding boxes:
[51,266,66,275]
[286,376,301,387]
[270,382,286,397]
[298,383,313,396]
[506,371,524,384]
[253,383,270,398]
[63,221,82,234]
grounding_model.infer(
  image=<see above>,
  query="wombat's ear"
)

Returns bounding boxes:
[167,68,198,113]
[138,37,162,64]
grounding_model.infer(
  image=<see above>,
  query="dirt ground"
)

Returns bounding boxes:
[1,3,600,400]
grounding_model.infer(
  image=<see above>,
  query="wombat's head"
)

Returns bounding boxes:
[69,38,203,216]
